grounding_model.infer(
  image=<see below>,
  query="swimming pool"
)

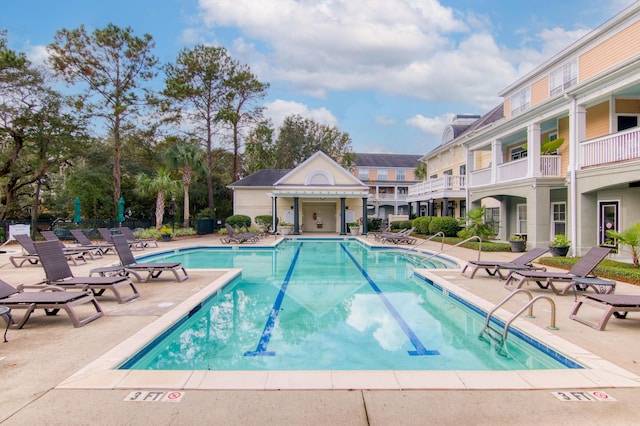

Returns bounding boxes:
[121,239,578,371]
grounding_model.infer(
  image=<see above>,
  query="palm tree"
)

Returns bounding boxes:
[135,169,180,230]
[414,161,428,181]
[164,139,204,228]
[607,222,640,266]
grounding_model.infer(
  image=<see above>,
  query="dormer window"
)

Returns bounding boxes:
[510,87,530,116]
[550,59,577,96]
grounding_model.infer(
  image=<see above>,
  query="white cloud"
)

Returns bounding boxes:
[375,115,396,126]
[406,113,454,137]
[26,44,50,68]
[263,99,338,129]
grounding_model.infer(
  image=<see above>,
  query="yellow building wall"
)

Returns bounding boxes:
[503,98,511,119]
[579,20,640,82]
[475,150,492,169]
[616,99,640,113]
[531,76,549,107]
[586,101,611,140]
[282,154,360,185]
[557,116,570,176]
[234,189,273,224]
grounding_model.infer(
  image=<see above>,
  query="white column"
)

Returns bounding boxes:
[491,140,501,184]
[527,123,541,178]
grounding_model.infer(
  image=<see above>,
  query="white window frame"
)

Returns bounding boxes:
[359,168,369,181]
[517,203,527,234]
[377,169,388,181]
[396,169,406,181]
[551,202,566,238]
[510,87,531,116]
[549,59,578,96]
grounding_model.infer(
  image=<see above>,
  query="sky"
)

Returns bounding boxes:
[2,0,637,155]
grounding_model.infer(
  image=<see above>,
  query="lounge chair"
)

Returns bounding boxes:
[118,226,159,248]
[40,230,103,260]
[372,225,400,242]
[461,248,549,279]
[503,246,611,295]
[570,294,640,331]
[111,234,189,282]
[10,234,87,268]
[0,278,103,328]
[34,240,140,304]
[222,224,259,244]
[380,227,417,244]
[69,229,114,255]
[98,227,142,251]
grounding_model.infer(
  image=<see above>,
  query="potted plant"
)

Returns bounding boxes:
[279,220,293,235]
[508,234,526,252]
[160,225,173,242]
[195,208,216,235]
[549,233,571,256]
[349,221,361,236]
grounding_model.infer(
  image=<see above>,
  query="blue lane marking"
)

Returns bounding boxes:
[340,243,439,356]
[244,243,304,357]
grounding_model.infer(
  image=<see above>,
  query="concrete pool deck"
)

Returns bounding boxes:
[1,233,640,424]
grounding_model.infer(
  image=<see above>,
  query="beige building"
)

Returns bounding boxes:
[453,3,640,256]
[229,151,369,235]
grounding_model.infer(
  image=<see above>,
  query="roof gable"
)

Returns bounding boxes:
[274,151,365,187]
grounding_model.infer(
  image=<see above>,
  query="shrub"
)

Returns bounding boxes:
[412,216,432,235]
[429,217,461,237]
[196,208,216,219]
[226,214,251,228]
[255,215,275,227]
[399,220,412,230]
[367,217,383,231]
[390,221,403,230]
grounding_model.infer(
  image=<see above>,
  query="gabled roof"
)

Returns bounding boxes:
[354,153,422,168]
[273,151,366,187]
[228,169,290,187]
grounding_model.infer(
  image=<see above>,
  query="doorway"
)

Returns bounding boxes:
[599,201,619,248]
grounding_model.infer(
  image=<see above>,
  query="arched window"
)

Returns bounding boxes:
[306,170,334,185]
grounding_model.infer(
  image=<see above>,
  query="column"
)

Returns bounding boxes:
[361,197,368,235]
[272,196,278,234]
[442,197,449,217]
[293,197,300,235]
[340,198,346,235]
[416,201,421,217]
[527,123,541,178]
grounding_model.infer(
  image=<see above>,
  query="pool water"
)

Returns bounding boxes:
[122,240,575,371]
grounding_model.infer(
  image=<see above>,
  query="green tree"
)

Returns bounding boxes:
[163,45,234,209]
[135,169,180,230]
[273,114,354,169]
[414,162,428,181]
[164,138,205,227]
[243,119,276,175]
[607,222,640,267]
[48,24,159,218]
[458,206,494,240]
[218,64,269,182]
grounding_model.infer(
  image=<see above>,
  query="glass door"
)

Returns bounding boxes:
[599,201,618,248]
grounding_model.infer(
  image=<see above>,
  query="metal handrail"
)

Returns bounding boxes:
[421,235,483,262]
[502,296,558,341]
[402,232,445,260]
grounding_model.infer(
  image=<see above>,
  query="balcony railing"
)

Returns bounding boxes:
[408,175,465,198]
[375,193,407,201]
[579,127,640,168]
[470,155,562,187]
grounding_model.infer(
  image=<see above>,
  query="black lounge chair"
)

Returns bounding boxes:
[0,278,103,328]
[69,229,115,255]
[98,227,142,251]
[503,246,611,294]
[118,226,159,248]
[221,224,259,244]
[111,234,189,282]
[10,234,87,268]
[461,248,549,279]
[40,230,103,260]
[380,227,417,244]
[34,240,140,304]
[570,294,640,331]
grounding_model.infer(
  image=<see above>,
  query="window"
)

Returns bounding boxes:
[460,200,467,219]
[550,59,577,96]
[377,169,388,181]
[510,145,528,161]
[430,174,438,179]
[618,115,639,131]
[397,187,407,195]
[510,87,531,116]
[443,169,452,175]
[485,207,499,235]
[359,168,369,181]
[459,165,466,176]
[551,202,566,237]
[517,204,527,234]
[396,169,406,181]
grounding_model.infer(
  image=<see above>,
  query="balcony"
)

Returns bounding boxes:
[408,175,465,200]
[469,155,562,187]
[374,193,408,202]
[579,127,640,168]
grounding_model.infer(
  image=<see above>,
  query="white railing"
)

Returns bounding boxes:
[540,155,562,176]
[579,127,640,168]
[470,156,562,187]
[376,193,408,201]
[469,168,491,187]
[408,175,466,197]
[497,158,528,182]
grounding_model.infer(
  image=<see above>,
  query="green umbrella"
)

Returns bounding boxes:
[73,197,81,223]
[118,197,125,223]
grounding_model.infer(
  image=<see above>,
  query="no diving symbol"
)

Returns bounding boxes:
[163,391,184,403]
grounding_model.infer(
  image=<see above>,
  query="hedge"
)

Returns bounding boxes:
[428,217,460,237]
[225,214,251,228]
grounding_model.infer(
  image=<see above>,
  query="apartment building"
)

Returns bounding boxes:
[459,3,640,256]
[352,153,422,220]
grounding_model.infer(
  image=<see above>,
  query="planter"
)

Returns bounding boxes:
[550,245,570,257]
[195,219,214,235]
[509,240,526,252]
[350,227,360,236]
[161,233,172,242]
[279,226,292,236]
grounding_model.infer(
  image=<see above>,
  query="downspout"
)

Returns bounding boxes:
[566,93,578,257]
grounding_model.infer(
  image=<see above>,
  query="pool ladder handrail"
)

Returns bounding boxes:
[479,289,558,350]
[420,235,483,262]
[401,232,445,264]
